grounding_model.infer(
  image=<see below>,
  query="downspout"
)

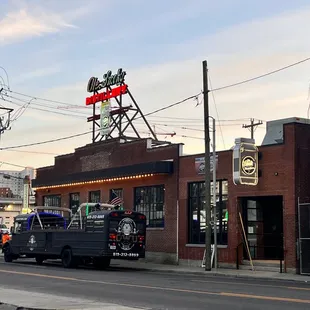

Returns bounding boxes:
[176,145,181,265]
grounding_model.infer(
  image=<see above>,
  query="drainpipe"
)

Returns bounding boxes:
[176,145,181,265]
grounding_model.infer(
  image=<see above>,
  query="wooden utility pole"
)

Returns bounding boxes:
[242,118,263,139]
[203,60,212,271]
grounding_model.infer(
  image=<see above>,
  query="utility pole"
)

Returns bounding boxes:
[242,118,263,139]
[210,116,217,270]
[203,60,212,271]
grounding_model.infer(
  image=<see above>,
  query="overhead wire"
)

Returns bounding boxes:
[209,75,225,148]
[0,95,86,120]
[210,56,310,92]
[1,55,308,152]
[0,161,29,169]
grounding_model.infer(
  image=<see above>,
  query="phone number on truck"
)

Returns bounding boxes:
[112,252,139,257]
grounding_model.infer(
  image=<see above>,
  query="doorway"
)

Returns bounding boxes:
[241,196,283,260]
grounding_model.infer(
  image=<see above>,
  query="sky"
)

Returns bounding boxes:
[1,0,310,171]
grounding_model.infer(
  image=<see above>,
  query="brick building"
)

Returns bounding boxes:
[32,117,310,274]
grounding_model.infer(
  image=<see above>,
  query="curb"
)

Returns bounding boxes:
[0,303,50,310]
[113,265,310,284]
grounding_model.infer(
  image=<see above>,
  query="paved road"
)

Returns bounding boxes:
[0,258,309,310]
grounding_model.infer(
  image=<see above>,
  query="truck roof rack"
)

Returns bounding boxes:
[18,206,72,230]
[67,203,116,229]
[33,206,73,213]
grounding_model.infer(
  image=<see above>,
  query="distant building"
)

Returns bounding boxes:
[0,187,13,198]
[0,167,36,198]
[0,197,36,229]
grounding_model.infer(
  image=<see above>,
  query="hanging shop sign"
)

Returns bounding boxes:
[195,155,218,175]
[100,100,111,136]
[232,137,258,186]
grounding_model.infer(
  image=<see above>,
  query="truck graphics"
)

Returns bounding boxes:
[3,203,146,269]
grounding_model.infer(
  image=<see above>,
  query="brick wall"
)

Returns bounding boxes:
[35,139,181,262]
[178,124,297,269]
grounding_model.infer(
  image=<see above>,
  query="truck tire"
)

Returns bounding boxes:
[3,245,13,263]
[35,257,44,265]
[93,257,111,270]
[61,248,76,268]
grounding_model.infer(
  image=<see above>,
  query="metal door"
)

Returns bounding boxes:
[298,199,310,275]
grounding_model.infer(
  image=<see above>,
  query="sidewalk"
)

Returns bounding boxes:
[0,288,146,310]
[112,260,310,283]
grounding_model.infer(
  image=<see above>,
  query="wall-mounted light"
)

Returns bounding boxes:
[274,172,278,176]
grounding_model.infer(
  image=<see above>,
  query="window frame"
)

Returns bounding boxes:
[188,180,228,245]
[42,194,61,214]
[134,185,165,228]
[88,190,101,203]
[69,192,80,215]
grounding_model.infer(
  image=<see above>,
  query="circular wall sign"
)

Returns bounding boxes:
[241,156,256,175]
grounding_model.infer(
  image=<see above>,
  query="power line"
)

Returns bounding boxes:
[209,76,225,148]
[0,161,29,169]
[1,55,310,120]
[210,56,310,92]
[0,95,86,120]
[0,129,95,150]
[3,149,59,155]
[142,93,202,118]
[5,87,78,107]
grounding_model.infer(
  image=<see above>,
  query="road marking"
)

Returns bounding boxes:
[287,286,310,291]
[220,292,310,304]
[0,268,310,304]
[192,279,310,291]
[0,269,76,281]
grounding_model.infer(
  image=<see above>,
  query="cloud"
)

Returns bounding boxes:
[0,10,74,45]
[13,66,63,84]
[0,1,99,46]
[4,3,310,169]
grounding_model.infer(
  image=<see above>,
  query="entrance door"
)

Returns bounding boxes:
[242,196,283,260]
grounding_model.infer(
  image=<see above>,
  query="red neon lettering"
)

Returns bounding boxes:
[85,84,128,105]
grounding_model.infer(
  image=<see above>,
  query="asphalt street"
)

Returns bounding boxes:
[0,258,309,310]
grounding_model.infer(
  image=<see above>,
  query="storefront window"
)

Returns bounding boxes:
[43,195,61,214]
[188,180,228,245]
[89,190,101,203]
[69,192,80,215]
[134,185,165,227]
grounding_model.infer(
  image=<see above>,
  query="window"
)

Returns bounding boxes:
[69,193,80,215]
[188,180,228,245]
[43,195,61,214]
[89,190,101,203]
[134,185,165,228]
[14,221,22,234]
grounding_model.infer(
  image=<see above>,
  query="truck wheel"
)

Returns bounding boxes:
[3,245,13,263]
[35,257,44,265]
[61,248,75,268]
[93,257,111,270]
